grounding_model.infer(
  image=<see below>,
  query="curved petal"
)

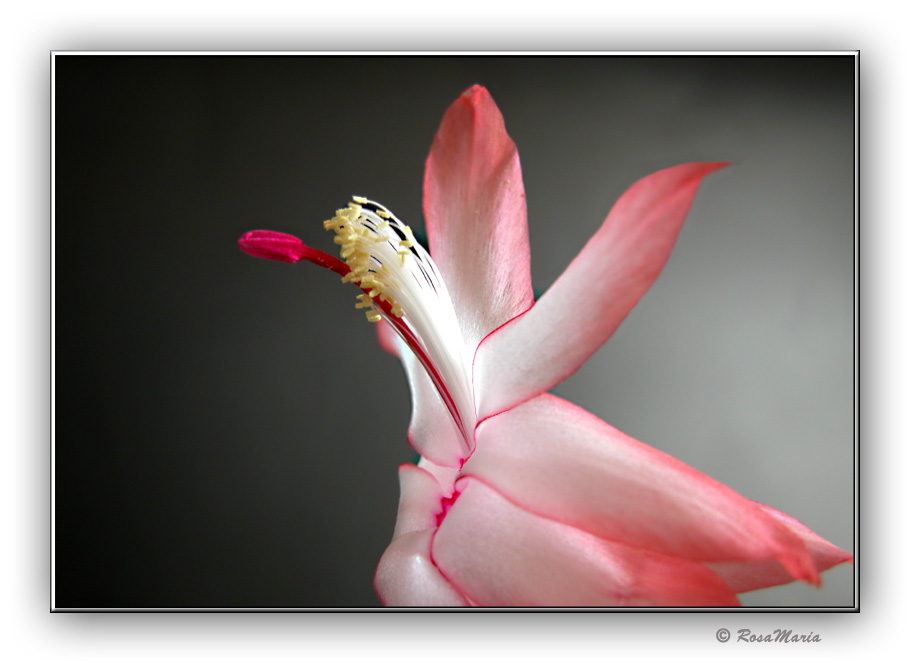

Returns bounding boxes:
[707,504,854,593]
[463,394,824,585]
[432,478,739,606]
[423,85,534,348]
[391,464,447,540]
[374,529,470,607]
[416,456,461,498]
[378,324,469,468]
[374,318,400,356]
[473,162,729,420]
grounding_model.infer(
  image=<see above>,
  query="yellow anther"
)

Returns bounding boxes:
[325,198,407,319]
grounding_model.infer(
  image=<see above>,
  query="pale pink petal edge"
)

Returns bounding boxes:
[473,162,729,420]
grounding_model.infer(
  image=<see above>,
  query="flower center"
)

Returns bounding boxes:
[324,198,475,443]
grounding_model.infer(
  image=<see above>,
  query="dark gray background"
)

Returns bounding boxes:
[55,55,854,608]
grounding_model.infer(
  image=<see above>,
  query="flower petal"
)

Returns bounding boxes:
[416,456,461,498]
[391,464,447,540]
[423,85,534,349]
[432,478,739,606]
[374,529,470,607]
[472,162,729,420]
[463,394,824,585]
[379,326,470,468]
[374,318,401,357]
[706,504,854,593]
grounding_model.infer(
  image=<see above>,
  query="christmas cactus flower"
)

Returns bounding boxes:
[239,85,852,606]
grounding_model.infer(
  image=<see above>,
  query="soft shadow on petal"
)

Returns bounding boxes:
[706,504,854,593]
[424,85,535,348]
[374,318,401,356]
[416,456,461,499]
[375,529,471,607]
[375,321,470,467]
[432,478,739,606]
[464,394,827,586]
[473,162,729,420]
[391,464,447,540]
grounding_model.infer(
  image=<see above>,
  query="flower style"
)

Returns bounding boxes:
[239,85,852,606]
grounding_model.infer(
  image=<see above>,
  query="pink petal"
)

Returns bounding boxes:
[432,478,739,606]
[472,162,729,420]
[238,230,348,274]
[379,327,470,468]
[374,529,470,607]
[423,85,534,349]
[463,394,824,585]
[390,464,447,540]
[707,504,854,593]
[416,456,461,498]
[374,319,400,356]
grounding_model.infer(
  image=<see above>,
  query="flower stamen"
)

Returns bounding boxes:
[324,197,476,448]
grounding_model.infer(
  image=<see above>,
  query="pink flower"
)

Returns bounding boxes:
[239,85,852,606]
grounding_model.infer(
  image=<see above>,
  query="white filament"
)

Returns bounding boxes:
[325,198,475,443]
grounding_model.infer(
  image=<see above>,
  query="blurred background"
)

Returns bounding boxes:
[54,55,854,608]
